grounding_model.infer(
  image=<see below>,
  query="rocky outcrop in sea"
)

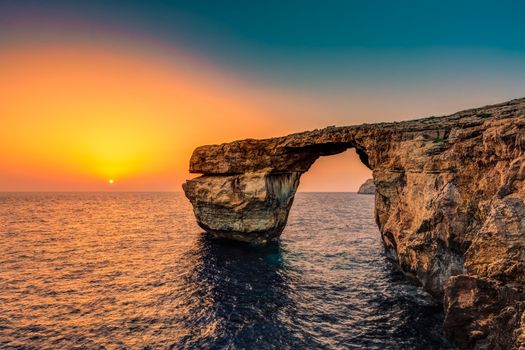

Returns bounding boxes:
[357,178,375,194]
[183,97,525,349]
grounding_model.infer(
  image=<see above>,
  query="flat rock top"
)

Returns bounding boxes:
[189,97,525,174]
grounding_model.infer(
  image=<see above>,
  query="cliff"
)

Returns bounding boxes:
[358,178,375,194]
[183,97,525,349]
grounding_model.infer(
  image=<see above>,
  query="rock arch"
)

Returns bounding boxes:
[183,98,525,348]
[183,142,367,244]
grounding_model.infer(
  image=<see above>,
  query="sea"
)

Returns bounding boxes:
[0,192,453,349]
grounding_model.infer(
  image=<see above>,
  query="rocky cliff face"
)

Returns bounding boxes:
[358,178,376,194]
[183,97,525,349]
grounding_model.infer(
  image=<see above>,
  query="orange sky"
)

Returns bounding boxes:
[1,42,374,192]
[0,42,293,191]
[1,40,522,192]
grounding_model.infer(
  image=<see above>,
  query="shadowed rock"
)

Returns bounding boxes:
[183,97,525,349]
[358,178,375,194]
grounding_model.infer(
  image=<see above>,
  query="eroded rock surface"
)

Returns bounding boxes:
[358,178,375,194]
[183,97,525,349]
[183,171,300,243]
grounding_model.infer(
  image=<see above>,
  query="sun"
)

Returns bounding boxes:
[108,179,114,184]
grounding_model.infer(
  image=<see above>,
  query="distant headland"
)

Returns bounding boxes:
[357,178,375,194]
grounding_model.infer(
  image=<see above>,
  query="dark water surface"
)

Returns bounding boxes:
[0,193,452,349]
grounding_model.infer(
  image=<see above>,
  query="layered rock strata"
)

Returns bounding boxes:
[183,98,525,349]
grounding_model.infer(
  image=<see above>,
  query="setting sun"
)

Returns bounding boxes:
[109,179,114,184]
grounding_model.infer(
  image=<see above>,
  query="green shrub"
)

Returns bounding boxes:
[433,136,444,144]
[478,112,492,118]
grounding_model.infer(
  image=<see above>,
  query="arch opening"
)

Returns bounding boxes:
[298,148,372,192]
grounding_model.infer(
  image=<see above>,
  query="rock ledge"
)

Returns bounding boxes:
[183,98,525,349]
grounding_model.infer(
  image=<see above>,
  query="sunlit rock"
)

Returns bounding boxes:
[183,97,525,348]
[183,171,300,243]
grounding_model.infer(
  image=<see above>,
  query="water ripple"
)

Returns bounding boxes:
[0,192,452,349]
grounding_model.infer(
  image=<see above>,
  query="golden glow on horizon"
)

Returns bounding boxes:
[3,40,503,191]
[109,179,114,185]
[0,42,295,191]
[3,41,490,192]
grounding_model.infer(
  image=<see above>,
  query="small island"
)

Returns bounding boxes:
[357,178,375,194]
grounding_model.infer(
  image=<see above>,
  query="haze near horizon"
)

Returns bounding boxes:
[1,1,524,191]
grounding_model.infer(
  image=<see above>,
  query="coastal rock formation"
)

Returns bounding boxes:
[183,97,525,349]
[183,172,300,243]
[357,178,375,194]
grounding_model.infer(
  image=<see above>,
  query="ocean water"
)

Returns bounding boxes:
[0,192,452,349]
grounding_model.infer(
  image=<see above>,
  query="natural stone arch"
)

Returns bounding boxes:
[183,98,525,349]
[183,142,366,244]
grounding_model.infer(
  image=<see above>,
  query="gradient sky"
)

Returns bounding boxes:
[1,0,524,191]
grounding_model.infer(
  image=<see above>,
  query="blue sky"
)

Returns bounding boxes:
[3,0,524,83]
